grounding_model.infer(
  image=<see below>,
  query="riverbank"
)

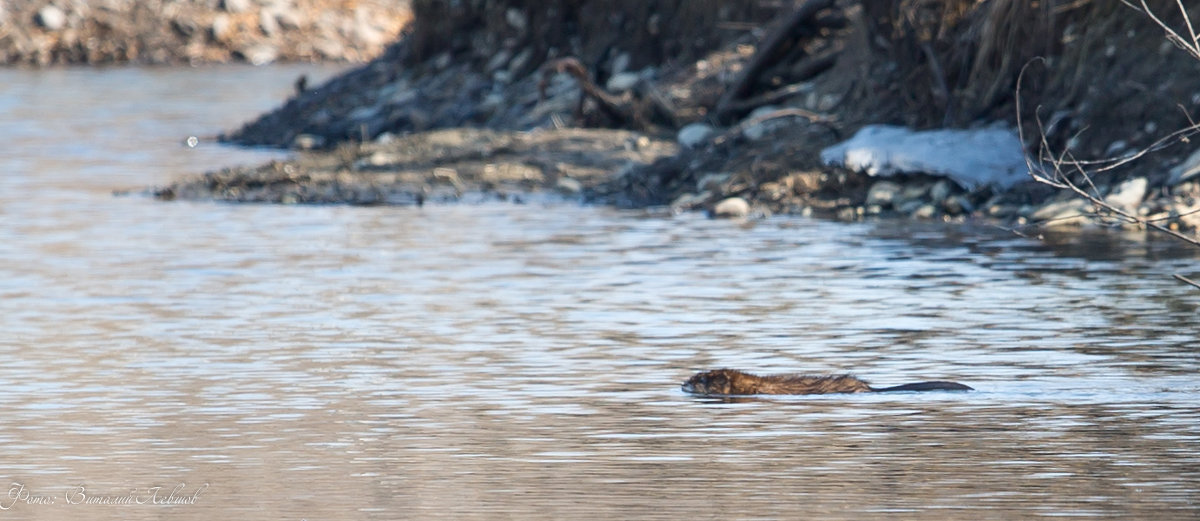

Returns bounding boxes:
[0,0,410,65]
[156,1,1200,235]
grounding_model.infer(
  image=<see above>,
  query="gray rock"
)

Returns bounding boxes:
[292,134,325,150]
[929,179,953,203]
[312,38,345,60]
[865,181,902,208]
[240,44,279,65]
[1170,148,1200,184]
[259,9,280,36]
[671,192,710,212]
[221,0,252,13]
[610,52,631,75]
[836,206,858,220]
[741,105,790,141]
[1106,140,1128,156]
[896,199,926,215]
[507,49,533,76]
[35,5,66,30]
[555,177,583,195]
[1031,199,1092,226]
[273,7,303,30]
[486,49,512,73]
[433,52,452,70]
[1178,203,1200,230]
[900,183,931,202]
[911,204,938,219]
[211,15,232,42]
[1103,177,1147,212]
[606,72,641,93]
[712,197,750,218]
[505,8,528,33]
[695,173,730,193]
[942,195,974,216]
[677,123,714,148]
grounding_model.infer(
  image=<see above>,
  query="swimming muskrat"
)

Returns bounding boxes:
[681,369,973,395]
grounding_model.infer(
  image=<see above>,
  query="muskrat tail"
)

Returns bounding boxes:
[872,381,974,392]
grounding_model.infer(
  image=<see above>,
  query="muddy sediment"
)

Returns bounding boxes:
[159,1,1200,234]
[157,127,678,205]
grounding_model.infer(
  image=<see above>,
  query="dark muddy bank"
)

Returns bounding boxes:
[163,1,1200,234]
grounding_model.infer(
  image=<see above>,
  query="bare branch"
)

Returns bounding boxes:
[1174,274,1200,290]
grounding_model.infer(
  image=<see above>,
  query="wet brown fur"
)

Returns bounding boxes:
[682,369,970,395]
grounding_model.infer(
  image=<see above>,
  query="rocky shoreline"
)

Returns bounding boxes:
[0,0,410,65]
[149,1,1200,236]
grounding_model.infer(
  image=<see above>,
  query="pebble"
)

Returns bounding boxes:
[1103,177,1147,212]
[610,52,631,75]
[1031,199,1092,226]
[911,204,937,219]
[505,8,528,33]
[865,180,901,208]
[221,0,252,13]
[942,195,973,215]
[211,15,231,41]
[292,134,326,150]
[1170,148,1200,184]
[260,10,280,36]
[712,197,750,218]
[677,123,714,149]
[695,173,730,193]
[555,177,583,195]
[671,192,710,212]
[240,44,279,66]
[606,72,641,93]
[929,179,953,203]
[35,5,66,30]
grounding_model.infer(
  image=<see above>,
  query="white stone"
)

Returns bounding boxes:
[259,9,279,36]
[1103,177,1147,212]
[865,181,901,208]
[221,0,251,13]
[712,197,750,218]
[610,52,631,75]
[1031,199,1092,226]
[240,44,279,66]
[821,125,1030,189]
[555,177,583,195]
[695,173,730,193]
[605,72,641,93]
[211,15,232,41]
[35,5,66,30]
[1169,147,1200,184]
[505,8,527,33]
[677,123,714,149]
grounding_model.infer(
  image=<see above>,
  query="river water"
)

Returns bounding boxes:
[1,66,1198,520]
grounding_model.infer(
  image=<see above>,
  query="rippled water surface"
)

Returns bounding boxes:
[1,67,1199,520]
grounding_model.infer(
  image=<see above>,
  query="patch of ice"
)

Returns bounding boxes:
[820,125,1030,189]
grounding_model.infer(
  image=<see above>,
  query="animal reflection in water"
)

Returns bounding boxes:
[682,369,973,396]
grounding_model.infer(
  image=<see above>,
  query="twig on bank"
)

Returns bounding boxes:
[1174,274,1200,289]
[540,57,638,128]
[1122,0,1200,60]
[709,107,837,146]
[714,0,837,122]
[1016,59,1200,251]
[719,50,841,115]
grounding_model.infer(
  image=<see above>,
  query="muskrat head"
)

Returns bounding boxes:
[681,369,739,395]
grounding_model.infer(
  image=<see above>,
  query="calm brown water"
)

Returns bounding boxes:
[1,66,1198,520]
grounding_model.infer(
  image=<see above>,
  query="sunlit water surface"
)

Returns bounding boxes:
[1,66,1198,520]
